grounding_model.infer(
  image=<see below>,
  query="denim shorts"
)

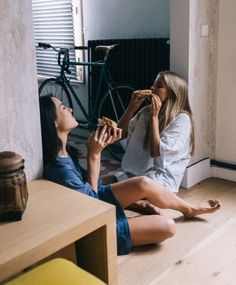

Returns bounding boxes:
[98,184,131,255]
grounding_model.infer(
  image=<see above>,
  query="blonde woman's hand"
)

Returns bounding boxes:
[150,95,162,117]
[127,91,149,112]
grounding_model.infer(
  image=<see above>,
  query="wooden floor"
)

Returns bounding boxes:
[117,177,236,285]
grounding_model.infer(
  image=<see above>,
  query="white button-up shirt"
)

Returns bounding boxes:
[115,106,191,192]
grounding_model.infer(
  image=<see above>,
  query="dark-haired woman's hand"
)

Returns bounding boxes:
[105,127,122,145]
[87,126,122,155]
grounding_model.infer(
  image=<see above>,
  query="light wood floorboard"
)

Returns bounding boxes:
[117,177,236,285]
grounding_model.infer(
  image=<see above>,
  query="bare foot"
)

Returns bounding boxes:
[127,200,162,215]
[183,199,221,218]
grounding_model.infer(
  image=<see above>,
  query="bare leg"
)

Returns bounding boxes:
[111,176,221,217]
[128,215,176,246]
[101,175,161,215]
[127,200,162,215]
[101,174,117,185]
[102,175,161,214]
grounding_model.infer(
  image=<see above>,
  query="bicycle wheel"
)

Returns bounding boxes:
[97,84,134,160]
[97,84,134,122]
[39,78,73,109]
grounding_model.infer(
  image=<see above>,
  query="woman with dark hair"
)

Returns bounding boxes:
[39,94,220,255]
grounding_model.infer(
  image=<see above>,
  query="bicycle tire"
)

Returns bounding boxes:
[97,84,135,161]
[97,84,134,122]
[39,78,73,109]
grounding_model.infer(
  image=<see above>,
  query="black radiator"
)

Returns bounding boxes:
[87,38,170,102]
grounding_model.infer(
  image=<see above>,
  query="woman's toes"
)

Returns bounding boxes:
[208,199,220,208]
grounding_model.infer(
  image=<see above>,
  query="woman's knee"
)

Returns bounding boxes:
[164,218,176,238]
[155,217,176,242]
[135,176,152,189]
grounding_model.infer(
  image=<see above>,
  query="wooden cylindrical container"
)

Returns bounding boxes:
[0,151,28,221]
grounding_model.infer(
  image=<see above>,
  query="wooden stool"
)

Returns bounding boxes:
[5,258,106,285]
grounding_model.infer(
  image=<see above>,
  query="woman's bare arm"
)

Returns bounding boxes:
[149,96,162,158]
[118,91,148,138]
[87,127,122,191]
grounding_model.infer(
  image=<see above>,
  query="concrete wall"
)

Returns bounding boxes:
[215,0,236,164]
[170,0,219,164]
[0,0,42,180]
[189,0,219,163]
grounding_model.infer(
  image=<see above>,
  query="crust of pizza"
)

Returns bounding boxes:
[133,89,152,98]
[98,116,118,128]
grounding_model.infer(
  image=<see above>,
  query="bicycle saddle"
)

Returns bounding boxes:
[95,44,120,55]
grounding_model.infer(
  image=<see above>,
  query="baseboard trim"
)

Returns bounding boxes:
[210,159,236,170]
[212,167,236,182]
[181,158,212,188]
[181,158,236,188]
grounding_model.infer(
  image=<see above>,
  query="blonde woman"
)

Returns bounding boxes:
[106,71,195,194]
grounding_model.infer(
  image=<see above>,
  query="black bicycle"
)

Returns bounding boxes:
[38,42,135,131]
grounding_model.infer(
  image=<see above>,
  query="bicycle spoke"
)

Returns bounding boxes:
[97,85,134,160]
[107,89,119,121]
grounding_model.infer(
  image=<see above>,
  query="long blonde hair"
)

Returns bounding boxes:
[156,71,195,155]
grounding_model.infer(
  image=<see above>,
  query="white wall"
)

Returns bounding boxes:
[215,0,236,163]
[170,0,189,80]
[0,0,42,180]
[83,0,169,41]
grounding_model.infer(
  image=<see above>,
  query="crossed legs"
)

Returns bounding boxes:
[111,176,220,217]
[111,176,220,246]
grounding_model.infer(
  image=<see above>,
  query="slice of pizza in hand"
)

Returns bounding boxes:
[98,116,118,129]
[133,89,152,98]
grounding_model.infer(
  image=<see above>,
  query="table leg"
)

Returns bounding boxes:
[76,224,117,285]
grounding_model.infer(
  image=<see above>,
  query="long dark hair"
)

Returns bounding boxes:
[39,94,81,167]
[39,94,62,167]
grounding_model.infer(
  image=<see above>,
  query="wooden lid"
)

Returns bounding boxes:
[0,151,24,173]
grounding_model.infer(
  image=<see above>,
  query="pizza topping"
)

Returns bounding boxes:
[98,116,118,129]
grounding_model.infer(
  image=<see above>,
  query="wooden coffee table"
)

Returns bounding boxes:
[0,179,117,284]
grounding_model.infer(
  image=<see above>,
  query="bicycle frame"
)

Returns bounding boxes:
[58,56,114,128]
[39,42,134,132]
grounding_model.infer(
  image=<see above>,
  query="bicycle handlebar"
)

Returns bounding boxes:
[38,42,88,51]
[38,42,75,74]
[38,42,51,49]
[37,42,120,74]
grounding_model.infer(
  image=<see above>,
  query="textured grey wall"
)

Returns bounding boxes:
[170,0,219,163]
[0,0,42,180]
[188,0,219,163]
[215,0,236,163]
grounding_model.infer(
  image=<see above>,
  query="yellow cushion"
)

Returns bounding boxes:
[6,258,106,285]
